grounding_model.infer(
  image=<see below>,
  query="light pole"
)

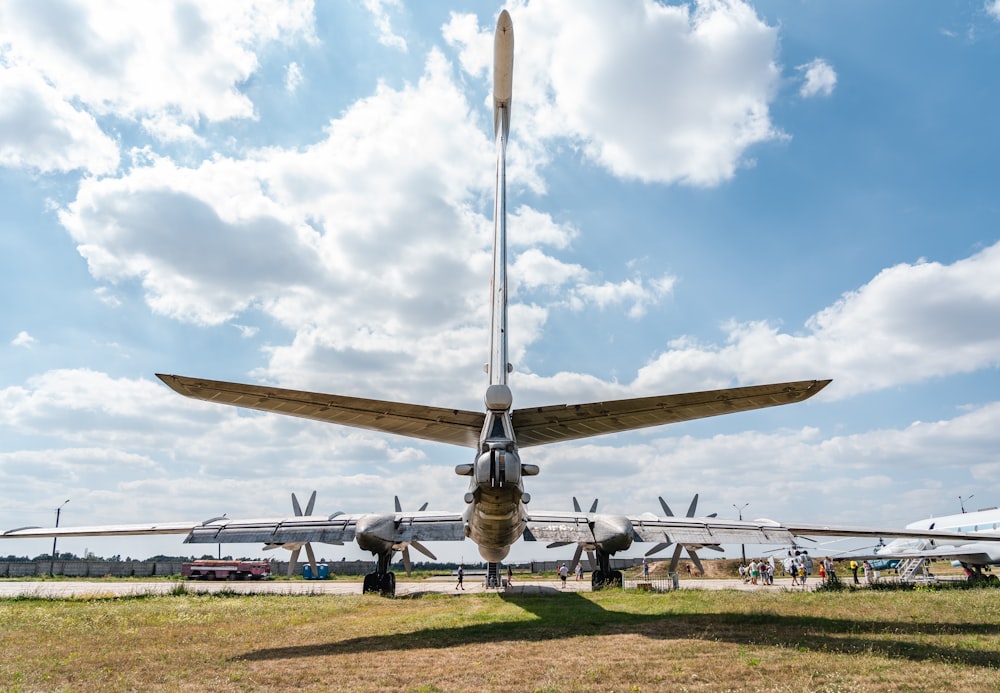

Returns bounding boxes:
[50,499,70,577]
[959,494,975,514]
[733,503,749,565]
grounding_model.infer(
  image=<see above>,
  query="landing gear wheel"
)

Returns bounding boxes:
[608,570,623,588]
[380,572,396,597]
[363,573,379,594]
[591,570,606,591]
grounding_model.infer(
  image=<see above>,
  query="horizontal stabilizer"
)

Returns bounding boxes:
[512,379,831,447]
[157,374,484,447]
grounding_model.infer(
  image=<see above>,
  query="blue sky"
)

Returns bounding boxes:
[2,0,1000,564]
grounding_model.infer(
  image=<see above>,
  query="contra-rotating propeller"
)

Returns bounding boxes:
[644,494,722,574]
[262,490,339,578]
[393,496,437,576]
[546,497,599,570]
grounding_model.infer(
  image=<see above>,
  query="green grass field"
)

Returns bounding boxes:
[2,587,998,692]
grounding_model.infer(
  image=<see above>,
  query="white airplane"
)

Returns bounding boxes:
[5,11,999,596]
[846,506,1000,582]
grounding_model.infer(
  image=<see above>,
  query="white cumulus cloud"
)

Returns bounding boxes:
[798,58,837,98]
[11,331,36,348]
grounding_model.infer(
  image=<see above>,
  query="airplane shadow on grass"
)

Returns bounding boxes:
[238,590,1000,668]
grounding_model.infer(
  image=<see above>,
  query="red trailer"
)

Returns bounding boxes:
[182,559,271,580]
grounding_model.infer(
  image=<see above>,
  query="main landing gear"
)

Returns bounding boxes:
[590,549,623,590]
[363,551,397,597]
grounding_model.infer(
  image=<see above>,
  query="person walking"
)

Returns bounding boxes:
[455,564,465,590]
[558,563,568,588]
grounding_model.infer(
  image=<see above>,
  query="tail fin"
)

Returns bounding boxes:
[488,10,514,387]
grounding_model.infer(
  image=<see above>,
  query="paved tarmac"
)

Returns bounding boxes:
[0,577,818,598]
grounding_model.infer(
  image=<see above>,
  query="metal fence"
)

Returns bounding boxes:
[0,559,377,578]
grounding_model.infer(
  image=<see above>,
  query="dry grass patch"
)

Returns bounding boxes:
[1,587,998,692]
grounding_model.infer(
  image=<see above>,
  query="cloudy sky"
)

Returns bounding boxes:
[2,0,1000,564]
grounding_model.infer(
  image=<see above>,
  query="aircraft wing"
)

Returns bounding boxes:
[523,512,794,545]
[157,374,484,447]
[183,512,467,546]
[2,522,205,539]
[3,512,467,545]
[511,380,831,447]
[781,522,1000,543]
[522,512,1000,547]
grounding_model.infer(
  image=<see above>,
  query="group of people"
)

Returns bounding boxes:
[738,558,777,585]
[739,551,873,586]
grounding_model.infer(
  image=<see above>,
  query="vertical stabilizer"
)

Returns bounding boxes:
[488,10,514,387]
[493,10,514,138]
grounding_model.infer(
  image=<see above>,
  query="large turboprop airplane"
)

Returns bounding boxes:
[5,12,998,596]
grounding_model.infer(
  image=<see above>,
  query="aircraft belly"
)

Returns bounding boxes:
[467,486,524,561]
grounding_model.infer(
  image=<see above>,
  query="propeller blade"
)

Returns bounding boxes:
[291,493,303,517]
[586,550,597,572]
[685,494,699,518]
[402,547,412,576]
[547,541,572,549]
[418,502,428,512]
[410,540,436,561]
[659,496,674,517]
[394,496,402,513]
[668,544,683,573]
[686,547,705,575]
[707,512,718,518]
[304,490,317,516]
[305,543,318,579]
[571,544,583,570]
[645,542,672,557]
[287,547,301,578]
[704,545,725,553]
[572,497,582,513]
[588,498,599,513]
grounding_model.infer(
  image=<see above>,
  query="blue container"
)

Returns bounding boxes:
[302,563,329,580]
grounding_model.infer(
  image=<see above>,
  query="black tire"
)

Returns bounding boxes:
[363,573,379,594]
[380,572,396,597]
[591,570,606,591]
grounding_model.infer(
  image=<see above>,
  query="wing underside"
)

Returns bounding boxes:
[3,513,467,545]
[158,374,831,450]
[524,514,795,545]
[511,380,831,447]
[157,374,485,447]
[522,512,1000,547]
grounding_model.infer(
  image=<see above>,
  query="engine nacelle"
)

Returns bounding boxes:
[475,446,521,487]
[354,513,396,555]
[592,514,634,554]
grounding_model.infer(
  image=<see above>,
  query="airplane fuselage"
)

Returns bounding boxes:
[878,506,1000,565]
